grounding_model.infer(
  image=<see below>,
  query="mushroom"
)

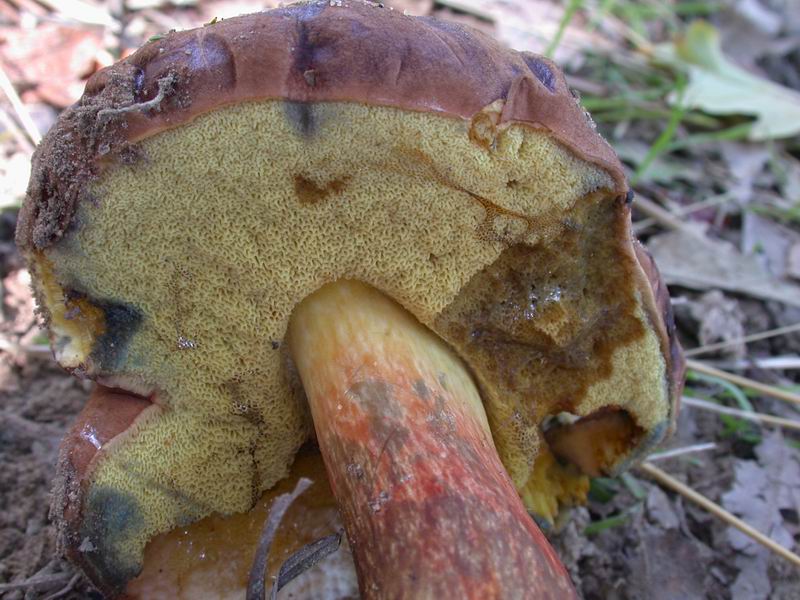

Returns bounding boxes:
[17,1,684,598]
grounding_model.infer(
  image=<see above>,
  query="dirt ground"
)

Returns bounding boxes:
[1,1,800,599]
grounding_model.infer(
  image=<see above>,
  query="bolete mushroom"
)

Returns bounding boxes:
[17,1,684,598]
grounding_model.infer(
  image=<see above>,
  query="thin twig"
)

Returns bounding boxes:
[705,356,800,371]
[632,192,690,231]
[96,74,175,121]
[639,462,800,569]
[633,192,733,234]
[8,0,46,17]
[682,396,800,431]
[685,322,800,357]
[687,359,800,407]
[36,0,115,27]
[566,74,607,96]
[433,0,495,23]
[0,63,41,144]
[0,336,52,358]
[41,572,81,600]
[247,478,312,600]
[0,573,72,593]
[647,442,717,462]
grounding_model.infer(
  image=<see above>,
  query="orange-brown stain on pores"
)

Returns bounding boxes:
[545,408,644,477]
[436,192,645,425]
[294,175,350,205]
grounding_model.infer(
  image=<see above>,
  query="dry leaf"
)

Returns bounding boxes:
[0,24,108,108]
[743,213,800,281]
[721,431,799,554]
[722,432,800,600]
[647,229,800,307]
[688,290,746,358]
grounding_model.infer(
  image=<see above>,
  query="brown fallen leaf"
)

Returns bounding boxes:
[743,213,800,282]
[722,432,800,600]
[647,229,800,308]
[688,290,746,359]
[0,23,109,108]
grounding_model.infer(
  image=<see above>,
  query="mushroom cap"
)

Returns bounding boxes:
[18,0,683,593]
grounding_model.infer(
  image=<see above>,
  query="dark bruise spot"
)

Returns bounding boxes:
[625,189,635,205]
[348,380,396,418]
[284,101,316,136]
[291,6,322,82]
[80,487,145,593]
[132,67,145,102]
[90,300,143,371]
[522,54,556,93]
[413,379,430,401]
[294,174,349,204]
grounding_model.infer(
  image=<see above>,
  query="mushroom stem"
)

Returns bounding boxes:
[288,281,577,599]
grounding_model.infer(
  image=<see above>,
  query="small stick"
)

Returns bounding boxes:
[685,322,800,357]
[682,396,800,431]
[687,359,800,407]
[42,572,82,600]
[706,356,800,371]
[96,75,174,121]
[8,0,46,17]
[633,192,733,234]
[247,478,312,600]
[0,336,52,358]
[36,0,115,27]
[632,193,691,231]
[0,63,41,145]
[0,573,72,593]
[638,462,800,569]
[432,0,495,22]
[647,442,717,462]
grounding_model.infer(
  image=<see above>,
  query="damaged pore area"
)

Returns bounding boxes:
[543,408,645,478]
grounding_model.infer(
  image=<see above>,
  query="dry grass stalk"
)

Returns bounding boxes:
[0,64,41,145]
[682,396,800,431]
[647,442,717,461]
[639,462,800,569]
[687,359,800,407]
[685,322,800,357]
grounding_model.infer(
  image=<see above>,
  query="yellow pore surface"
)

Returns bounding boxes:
[40,100,666,569]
